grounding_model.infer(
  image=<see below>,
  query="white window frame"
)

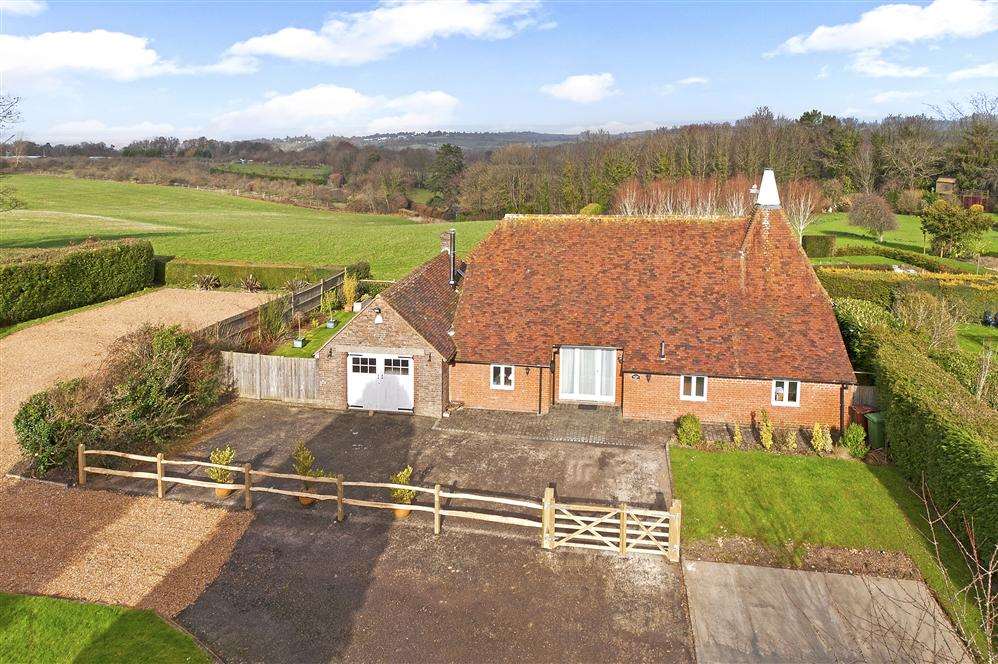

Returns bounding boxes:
[679,375,708,402]
[771,379,801,407]
[490,364,515,391]
[558,346,617,404]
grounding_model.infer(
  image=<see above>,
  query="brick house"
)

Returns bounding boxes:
[316,171,857,429]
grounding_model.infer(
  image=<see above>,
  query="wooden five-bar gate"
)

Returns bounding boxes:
[77,445,681,562]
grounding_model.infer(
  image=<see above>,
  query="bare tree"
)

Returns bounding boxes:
[783,179,822,244]
[850,139,877,193]
[0,95,23,212]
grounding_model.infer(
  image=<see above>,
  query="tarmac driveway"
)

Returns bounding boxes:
[164,401,688,663]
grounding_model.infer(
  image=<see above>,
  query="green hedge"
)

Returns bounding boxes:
[833,298,998,561]
[872,332,998,560]
[834,244,969,274]
[802,235,836,258]
[160,258,341,289]
[0,240,154,326]
[817,268,998,321]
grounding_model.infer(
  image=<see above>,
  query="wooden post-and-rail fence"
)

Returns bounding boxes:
[77,444,681,561]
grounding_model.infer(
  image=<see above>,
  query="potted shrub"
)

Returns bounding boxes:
[291,441,326,507]
[207,445,236,498]
[390,465,416,520]
[320,290,341,328]
[291,312,306,348]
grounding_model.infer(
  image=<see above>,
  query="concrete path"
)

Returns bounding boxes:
[684,560,969,664]
[0,288,272,473]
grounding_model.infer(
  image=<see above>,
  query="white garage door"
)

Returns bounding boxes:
[347,353,414,412]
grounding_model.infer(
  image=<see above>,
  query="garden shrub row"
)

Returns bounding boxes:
[834,244,969,274]
[159,257,342,289]
[0,239,154,326]
[802,235,836,258]
[817,268,998,321]
[833,298,998,561]
[13,325,225,476]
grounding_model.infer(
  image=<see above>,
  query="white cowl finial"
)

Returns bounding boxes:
[757,169,780,208]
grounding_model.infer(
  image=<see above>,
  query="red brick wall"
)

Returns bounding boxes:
[621,373,846,428]
[316,296,445,417]
[449,362,550,413]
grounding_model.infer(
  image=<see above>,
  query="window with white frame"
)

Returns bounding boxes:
[680,375,707,401]
[771,379,800,407]
[490,364,514,390]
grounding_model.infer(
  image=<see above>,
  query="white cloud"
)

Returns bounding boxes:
[816,65,830,79]
[771,0,998,55]
[0,30,256,83]
[228,0,543,66]
[948,60,998,79]
[872,89,927,103]
[0,0,46,15]
[541,72,618,103]
[45,119,178,144]
[210,84,460,136]
[851,49,929,77]
[659,75,709,95]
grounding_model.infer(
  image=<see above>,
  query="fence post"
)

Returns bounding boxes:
[77,444,86,485]
[433,484,441,535]
[336,474,345,523]
[541,486,555,550]
[619,503,627,555]
[156,453,164,499]
[243,464,253,510]
[668,499,682,563]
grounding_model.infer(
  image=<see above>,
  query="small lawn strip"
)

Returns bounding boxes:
[272,310,356,358]
[956,323,998,355]
[0,592,209,663]
[670,448,983,650]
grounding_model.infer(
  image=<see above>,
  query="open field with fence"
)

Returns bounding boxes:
[0,175,497,279]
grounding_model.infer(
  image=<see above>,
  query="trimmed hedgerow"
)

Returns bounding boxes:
[817,268,998,321]
[871,330,997,560]
[0,239,154,326]
[802,235,836,258]
[834,244,969,274]
[162,258,340,289]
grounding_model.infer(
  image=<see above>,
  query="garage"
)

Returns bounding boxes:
[347,353,414,412]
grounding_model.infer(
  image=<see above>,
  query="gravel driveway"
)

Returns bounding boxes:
[0,288,273,474]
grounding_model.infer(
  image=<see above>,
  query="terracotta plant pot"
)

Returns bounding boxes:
[393,507,412,520]
[215,487,234,498]
[299,495,316,507]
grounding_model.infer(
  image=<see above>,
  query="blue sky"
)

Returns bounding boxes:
[1,0,996,145]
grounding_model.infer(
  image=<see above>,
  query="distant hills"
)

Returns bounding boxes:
[346,130,584,151]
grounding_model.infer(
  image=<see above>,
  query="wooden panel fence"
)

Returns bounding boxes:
[201,270,345,343]
[77,445,681,561]
[222,352,318,403]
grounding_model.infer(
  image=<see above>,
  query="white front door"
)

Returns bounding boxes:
[559,346,616,403]
[347,354,414,412]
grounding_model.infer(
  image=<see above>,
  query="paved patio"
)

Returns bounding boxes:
[436,404,674,449]
[684,561,970,664]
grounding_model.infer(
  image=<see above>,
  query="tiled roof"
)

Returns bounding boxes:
[452,210,856,384]
[381,251,463,359]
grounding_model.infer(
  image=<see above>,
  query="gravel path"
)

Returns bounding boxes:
[0,288,273,474]
[0,478,252,617]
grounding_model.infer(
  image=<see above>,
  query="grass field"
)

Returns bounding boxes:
[957,323,998,354]
[0,175,497,279]
[670,448,983,650]
[0,592,208,663]
[210,162,331,184]
[805,212,998,272]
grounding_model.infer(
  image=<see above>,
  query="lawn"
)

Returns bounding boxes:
[0,175,497,279]
[272,310,356,357]
[210,162,331,184]
[810,254,916,269]
[956,322,998,354]
[0,592,208,663]
[806,211,998,272]
[407,187,439,205]
[671,448,982,648]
